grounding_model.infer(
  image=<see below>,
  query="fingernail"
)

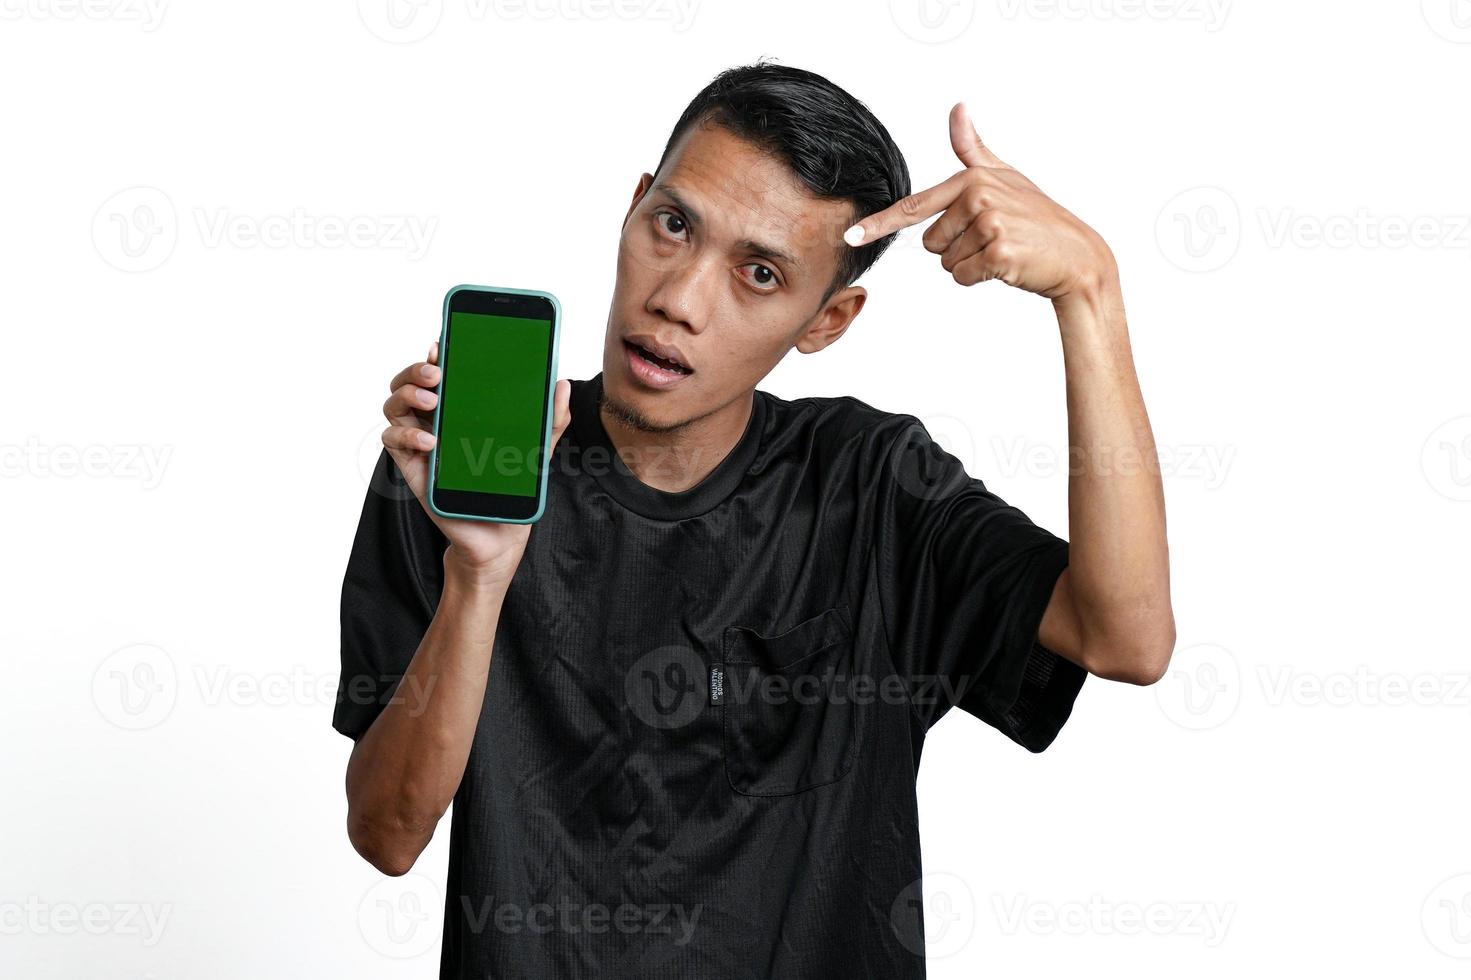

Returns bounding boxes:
[843,224,866,246]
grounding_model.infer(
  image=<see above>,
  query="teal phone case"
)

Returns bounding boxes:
[426,284,562,524]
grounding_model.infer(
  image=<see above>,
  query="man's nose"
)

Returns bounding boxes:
[646,254,718,334]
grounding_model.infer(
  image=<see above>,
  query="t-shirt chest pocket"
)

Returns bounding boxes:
[715,604,860,797]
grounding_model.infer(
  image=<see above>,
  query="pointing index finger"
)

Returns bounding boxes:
[843,169,969,247]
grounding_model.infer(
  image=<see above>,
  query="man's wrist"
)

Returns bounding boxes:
[1053,262,1128,350]
[442,545,519,595]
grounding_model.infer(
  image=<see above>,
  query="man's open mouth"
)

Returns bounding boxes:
[624,339,693,375]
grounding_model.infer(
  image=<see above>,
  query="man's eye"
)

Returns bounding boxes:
[654,212,688,239]
[742,263,780,291]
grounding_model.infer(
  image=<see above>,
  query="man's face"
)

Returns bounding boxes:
[602,120,866,433]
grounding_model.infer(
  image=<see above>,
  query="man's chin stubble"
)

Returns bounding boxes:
[598,387,696,435]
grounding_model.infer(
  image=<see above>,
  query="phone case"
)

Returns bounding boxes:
[426,284,562,524]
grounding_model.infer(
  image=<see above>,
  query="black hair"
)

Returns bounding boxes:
[651,60,912,306]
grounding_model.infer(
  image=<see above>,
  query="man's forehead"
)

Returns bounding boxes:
[656,123,853,266]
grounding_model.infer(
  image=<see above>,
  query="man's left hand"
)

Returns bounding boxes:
[844,103,1117,303]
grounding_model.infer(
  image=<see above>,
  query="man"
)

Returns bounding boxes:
[334,62,1174,978]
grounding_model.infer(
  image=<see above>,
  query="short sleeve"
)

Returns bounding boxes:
[875,417,1086,751]
[333,448,447,740]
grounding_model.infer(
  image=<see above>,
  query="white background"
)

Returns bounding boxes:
[3,1,1469,977]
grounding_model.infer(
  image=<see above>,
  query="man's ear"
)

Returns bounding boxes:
[794,286,866,354]
[624,173,655,226]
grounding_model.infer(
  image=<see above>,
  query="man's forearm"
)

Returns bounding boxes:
[344,549,510,875]
[1046,269,1175,683]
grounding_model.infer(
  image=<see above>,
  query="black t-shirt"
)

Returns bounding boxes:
[335,373,1086,979]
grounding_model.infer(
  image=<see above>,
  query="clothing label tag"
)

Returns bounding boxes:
[710,665,724,705]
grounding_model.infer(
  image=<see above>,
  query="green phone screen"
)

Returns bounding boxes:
[435,311,553,497]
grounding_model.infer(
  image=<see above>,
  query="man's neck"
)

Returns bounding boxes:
[599,390,753,494]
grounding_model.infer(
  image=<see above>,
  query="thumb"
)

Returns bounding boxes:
[548,379,573,444]
[950,102,1008,169]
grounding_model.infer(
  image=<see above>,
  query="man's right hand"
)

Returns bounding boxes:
[381,340,572,585]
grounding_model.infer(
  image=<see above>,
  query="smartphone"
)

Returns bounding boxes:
[427,284,561,524]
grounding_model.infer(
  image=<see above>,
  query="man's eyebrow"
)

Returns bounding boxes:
[653,182,801,268]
